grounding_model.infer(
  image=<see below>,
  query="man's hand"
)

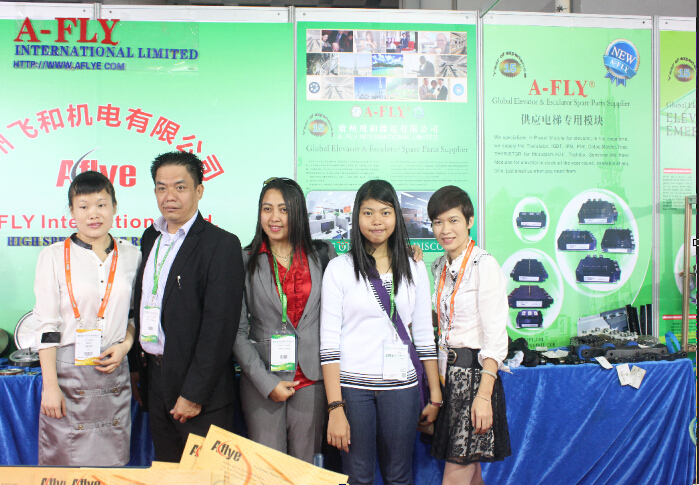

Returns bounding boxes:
[170,396,202,423]
[130,372,142,406]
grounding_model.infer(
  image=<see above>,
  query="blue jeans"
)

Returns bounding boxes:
[341,385,421,485]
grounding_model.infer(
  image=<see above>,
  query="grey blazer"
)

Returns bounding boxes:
[233,242,336,399]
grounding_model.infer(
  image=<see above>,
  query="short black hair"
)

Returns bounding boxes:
[427,185,474,233]
[350,180,413,293]
[68,171,116,209]
[150,151,204,186]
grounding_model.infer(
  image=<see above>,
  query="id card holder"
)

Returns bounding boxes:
[383,342,408,381]
[75,328,102,366]
[437,343,448,386]
[141,306,160,343]
[270,327,297,373]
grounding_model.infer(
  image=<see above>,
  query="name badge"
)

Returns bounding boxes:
[75,328,102,366]
[270,334,297,373]
[141,306,160,343]
[383,342,408,381]
[438,343,448,386]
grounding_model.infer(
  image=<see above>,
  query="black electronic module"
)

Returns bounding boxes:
[601,228,635,254]
[575,255,621,283]
[516,211,547,229]
[578,199,618,224]
[508,285,554,309]
[516,310,543,328]
[510,259,548,282]
[557,230,597,251]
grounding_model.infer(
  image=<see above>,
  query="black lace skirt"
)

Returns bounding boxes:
[430,359,512,465]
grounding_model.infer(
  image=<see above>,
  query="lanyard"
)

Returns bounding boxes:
[150,235,176,301]
[387,275,400,336]
[64,236,118,325]
[271,253,293,327]
[389,276,395,320]
[436,239,475,343]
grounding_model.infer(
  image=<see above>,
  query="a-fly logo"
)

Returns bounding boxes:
[212,440,242,461]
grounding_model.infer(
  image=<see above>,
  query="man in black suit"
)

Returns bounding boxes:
[437,78,449,100]
[130,151,244,462]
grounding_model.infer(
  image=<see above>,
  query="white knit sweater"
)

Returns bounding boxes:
[320,254,437,390]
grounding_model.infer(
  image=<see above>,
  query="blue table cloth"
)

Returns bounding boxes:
[2,359,695,485]
[382,359,696,485]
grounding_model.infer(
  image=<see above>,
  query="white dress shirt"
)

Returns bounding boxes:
[33,235,141,350]
[431,244,509,369]
[139,211,199,355]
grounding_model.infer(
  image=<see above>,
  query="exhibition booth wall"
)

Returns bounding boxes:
[0,4,694,352]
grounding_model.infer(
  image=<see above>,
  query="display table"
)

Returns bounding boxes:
[2,360,695,485]
[401,359,697,485]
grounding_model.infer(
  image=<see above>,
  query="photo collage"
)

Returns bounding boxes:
[305,30,467,102]
[306,190,436,240]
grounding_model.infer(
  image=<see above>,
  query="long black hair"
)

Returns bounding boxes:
[350,180,413,293]
[245,177,317,274]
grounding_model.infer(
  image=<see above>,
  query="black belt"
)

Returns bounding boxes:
[145,352,164,366]
[447,347,481,369]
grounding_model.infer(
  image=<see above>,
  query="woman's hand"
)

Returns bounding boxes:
[95,341,129,373]
[41,384,67,419]
[418,402,440,427]
[411,244,424,262]
[327,408,351,452]
[268,380,300,402]
[471,395,493,434]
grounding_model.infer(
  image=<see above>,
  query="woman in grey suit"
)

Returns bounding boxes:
[233,177,336,463]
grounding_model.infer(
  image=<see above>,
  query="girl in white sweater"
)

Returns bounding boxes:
[321,179,441,485]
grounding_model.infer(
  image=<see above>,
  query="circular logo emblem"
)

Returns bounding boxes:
[350,105,362,118]
[674,64,695,82]
[308,120,329,137]
[413,106,424,119]
[452,83,464,96]
[603,39,639,87]
[309,81,320,94]
[498,59,521,77]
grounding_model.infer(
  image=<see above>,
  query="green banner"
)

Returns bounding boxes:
[658,29,696,344]
[296,22,477,277]
[483,24,653,348]
[0,19,294,340]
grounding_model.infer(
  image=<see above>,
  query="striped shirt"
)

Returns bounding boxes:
[139,211,199,355]
[320,254,437,390]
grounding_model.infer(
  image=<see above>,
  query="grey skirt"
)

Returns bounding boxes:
[38,344,131,466]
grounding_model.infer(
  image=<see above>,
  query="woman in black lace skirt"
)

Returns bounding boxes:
[427,186,511,485]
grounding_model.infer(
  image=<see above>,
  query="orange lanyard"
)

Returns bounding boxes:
[436,239,475,343]
[64,236,118,325]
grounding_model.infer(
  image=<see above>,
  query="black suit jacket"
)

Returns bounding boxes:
[437,85,448,100]
[130,213,245,412]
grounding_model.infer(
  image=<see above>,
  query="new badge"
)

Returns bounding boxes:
[603,39,639,87]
